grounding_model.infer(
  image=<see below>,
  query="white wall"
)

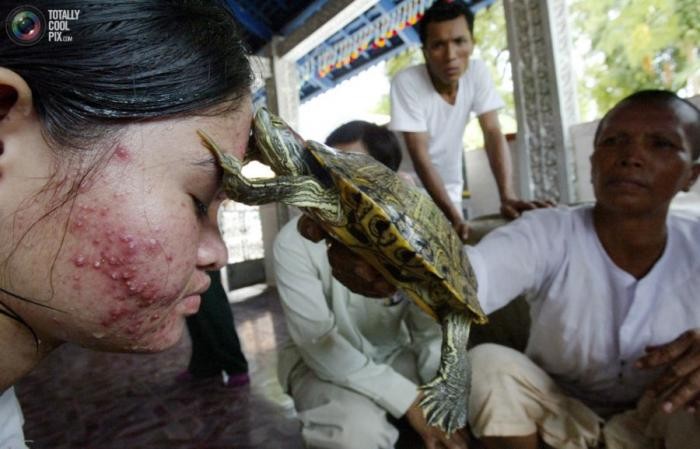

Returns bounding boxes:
[464,146,509,218]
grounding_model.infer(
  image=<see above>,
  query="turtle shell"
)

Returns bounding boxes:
[305,141,486,324]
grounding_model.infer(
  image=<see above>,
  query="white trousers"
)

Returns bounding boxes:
[468,344,700,449]
[0,388,27,449]
[287,350,419,449]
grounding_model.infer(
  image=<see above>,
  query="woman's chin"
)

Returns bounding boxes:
[177,294,202,316]
[83,317,187,353]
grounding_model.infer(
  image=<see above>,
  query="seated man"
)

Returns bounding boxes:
[300,90,700,449]
[274,121,467,449]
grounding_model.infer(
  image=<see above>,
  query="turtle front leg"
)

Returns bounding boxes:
[419,311,472,436]
[198,129,341,218]
[223,162,340,217]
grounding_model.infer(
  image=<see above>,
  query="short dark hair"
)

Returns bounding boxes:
[325,121,402,171]
[0,0,253,336]
[1,0,252,148]
[418,0,475,45]
[594,90,700,161]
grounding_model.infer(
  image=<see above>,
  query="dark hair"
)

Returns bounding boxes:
[325,121,402,171]
[0,0,252,340]
[594,89,700,161]
[0,0,252,148]
[418,0,475,45]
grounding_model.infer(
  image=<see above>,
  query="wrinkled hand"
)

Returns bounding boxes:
[637,329,700,414]
[500,197,555,219]
[297,215,396,298]
[405,393,469,449]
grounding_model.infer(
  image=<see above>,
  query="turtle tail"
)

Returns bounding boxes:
[418,311,472,436]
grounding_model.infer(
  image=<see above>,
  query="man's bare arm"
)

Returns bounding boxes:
[403,131,469,240]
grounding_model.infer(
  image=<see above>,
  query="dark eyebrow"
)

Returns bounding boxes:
[648,129,683,139]
[190,155,221,176]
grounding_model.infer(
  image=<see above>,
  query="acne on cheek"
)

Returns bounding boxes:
[130,312,182,351]
[114,145,131,162]
[66,202,189,337]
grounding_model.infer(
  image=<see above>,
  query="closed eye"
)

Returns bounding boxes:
[597,135,621,146]
[650,136,678,150]
[191,195,209,218]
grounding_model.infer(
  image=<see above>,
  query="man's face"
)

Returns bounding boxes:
[422,16,474,87]
[591,99,700,215]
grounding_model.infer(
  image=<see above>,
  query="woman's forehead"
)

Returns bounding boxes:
[602,100,688,131]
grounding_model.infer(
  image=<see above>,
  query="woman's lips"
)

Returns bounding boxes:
[179,294,202,315]
[606,176,649,191]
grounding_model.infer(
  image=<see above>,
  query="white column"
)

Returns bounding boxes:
[503,0,579,203]
[258,38,302,286]
[265,36,301,128]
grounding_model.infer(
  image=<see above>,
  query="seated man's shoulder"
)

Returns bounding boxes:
[274,215,310,253]
[518,203,590,227]
[278,215,301,237]
[668,210,700,247]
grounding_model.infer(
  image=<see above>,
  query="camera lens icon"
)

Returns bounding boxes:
[6,6,46,46]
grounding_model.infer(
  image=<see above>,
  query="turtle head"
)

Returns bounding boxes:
[250,107,311,176]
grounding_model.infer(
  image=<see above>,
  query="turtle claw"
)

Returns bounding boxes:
[419,376,468,436]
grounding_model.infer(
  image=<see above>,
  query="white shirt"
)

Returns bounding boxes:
[389,60,504,205]
[0,388,26,449]
[273,216,442,418]
[466,205,700,410]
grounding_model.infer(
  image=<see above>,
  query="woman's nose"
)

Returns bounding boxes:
[617,141,644,167]
[197,218,228,271]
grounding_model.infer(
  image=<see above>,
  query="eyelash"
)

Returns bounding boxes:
[652,138,675,149]
[191,196,209,218]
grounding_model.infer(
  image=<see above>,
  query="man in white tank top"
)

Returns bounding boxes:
[390,0,548,241]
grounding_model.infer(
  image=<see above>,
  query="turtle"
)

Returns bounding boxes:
[197,107,488,435]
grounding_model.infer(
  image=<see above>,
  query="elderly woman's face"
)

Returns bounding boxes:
[591,99,699,214]
[1,100,252,353]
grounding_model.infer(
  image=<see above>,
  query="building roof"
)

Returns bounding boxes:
[226,0,496,102]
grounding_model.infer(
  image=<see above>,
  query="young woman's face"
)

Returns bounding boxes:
[1,100,252,352]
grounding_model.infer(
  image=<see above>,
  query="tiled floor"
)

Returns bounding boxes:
[15,286,303,449]
[15,286,425,449]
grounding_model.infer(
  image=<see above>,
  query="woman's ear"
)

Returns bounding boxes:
[684,163,700,192]
[0,68,46,186]
[0,68,34,131]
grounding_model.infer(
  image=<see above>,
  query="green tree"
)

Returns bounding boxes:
[570,0,700,117]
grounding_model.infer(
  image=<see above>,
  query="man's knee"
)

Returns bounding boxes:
[298,400,398,449]
[469,343,534,392]
[468,344,542,431]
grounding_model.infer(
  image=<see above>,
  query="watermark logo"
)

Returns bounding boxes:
[46,8,79,43]
[5,5,80,45]
[5,5,45,46]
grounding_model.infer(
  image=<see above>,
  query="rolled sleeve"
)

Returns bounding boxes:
[273,218,420,418]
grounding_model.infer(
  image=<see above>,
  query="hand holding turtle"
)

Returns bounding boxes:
[405,394,469,449]
[636,329,700,414]
[297,215,396,298]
